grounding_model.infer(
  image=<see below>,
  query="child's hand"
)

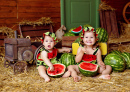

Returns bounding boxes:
[81,46,87,53]
[98,62,106,69]
[49,65,54,71]
[63,48,70,53]
[66,48,71,53]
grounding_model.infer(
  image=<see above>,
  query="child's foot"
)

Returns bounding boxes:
[62,71,71,78]
[45,77,50,82]
[44,75,51,82]
[73,76,81,82]
[99,74,110,79]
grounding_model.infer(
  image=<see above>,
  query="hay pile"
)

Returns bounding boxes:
[19,17,53,26]
[0,57,130,92]
[0,27,15,38]
[0,45,130,91]
[108,23,130,53]
[99,1,115,11]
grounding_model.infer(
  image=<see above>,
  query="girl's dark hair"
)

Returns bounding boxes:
[80,31,99,49]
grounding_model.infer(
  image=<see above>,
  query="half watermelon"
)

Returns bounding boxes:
[71,25,82,34]
[79,62,98,77]
[47,63,66,78]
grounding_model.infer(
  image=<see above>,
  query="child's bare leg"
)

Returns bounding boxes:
[38,66,50,82]
[62,70,71,78]
[68,65,81,82]
[98,65,112,79]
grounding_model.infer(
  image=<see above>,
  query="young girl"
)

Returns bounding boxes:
[36,32,71,82]
[66,27,112,82]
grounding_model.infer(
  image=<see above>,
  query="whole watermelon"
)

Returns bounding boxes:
[83,24,92,29]
[60,53,76,67]
[110,50,130,69]
[121,52,130,69]
[79,31,83,36]
[74,37,82,43]
[64,32,75,36]
[96,28,108,42]
[69,28,76,32]
[110,50,122,54]
[104,53,126,72]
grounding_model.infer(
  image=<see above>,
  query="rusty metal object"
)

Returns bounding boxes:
[4,37,33,74]
[22,50,33,61]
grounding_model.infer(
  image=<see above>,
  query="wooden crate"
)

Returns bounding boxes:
[99,10,119,38]
[19,24,53,41]
[18,24,54,52]
[62,36,80,47]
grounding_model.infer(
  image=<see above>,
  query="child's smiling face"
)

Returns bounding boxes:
[43,36,55,50]
[83,31,96,46]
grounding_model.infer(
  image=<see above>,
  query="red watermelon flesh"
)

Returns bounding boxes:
[79,62,97,71]
[47,64,66,78]
[71,25,82,34]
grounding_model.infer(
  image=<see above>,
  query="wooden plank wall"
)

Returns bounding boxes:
[0,0,129,32]
[0,0,17,28]
[0,0,61,32]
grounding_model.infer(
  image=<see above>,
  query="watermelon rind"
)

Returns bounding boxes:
[104,53,126,72]
[79,62,98,77]
[47,63,66,78]
[71,25,82,34]
[60,53,76,67]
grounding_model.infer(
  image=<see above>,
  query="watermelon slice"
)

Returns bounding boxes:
[47,63,66,78]
[79,62,98,77]
[71,25,82,34]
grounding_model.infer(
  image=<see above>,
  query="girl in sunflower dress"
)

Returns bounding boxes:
[66,27,112,82]
[36,32,70,82]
